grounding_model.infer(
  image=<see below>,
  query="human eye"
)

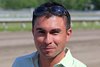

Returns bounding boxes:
[50,29,61,35]
[37,30,45,34]
[36,28,45,35]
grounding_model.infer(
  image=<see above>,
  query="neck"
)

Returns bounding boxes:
[39,50,65,67]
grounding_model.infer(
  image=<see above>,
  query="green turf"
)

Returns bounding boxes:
[0,22,100,32]
[72,22,100,30]
[0,22,32,31]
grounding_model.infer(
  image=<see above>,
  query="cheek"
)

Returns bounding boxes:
[54,35,67,46]
[34,36,44,50]
[34,36,44,44]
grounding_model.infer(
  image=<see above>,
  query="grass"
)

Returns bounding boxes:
[0,22,100,32]
[0,22,32,32]
[72,22,100,30]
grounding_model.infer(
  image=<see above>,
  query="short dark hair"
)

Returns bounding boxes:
[32,2,71,30]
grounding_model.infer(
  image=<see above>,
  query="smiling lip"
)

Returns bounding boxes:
[42,47,55,51]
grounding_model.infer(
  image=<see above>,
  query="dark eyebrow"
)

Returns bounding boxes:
[36,28,61,33]
[50,28,61,33]
[52,28,61,31]
[36,28,45,31]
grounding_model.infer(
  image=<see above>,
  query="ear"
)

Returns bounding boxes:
[66,28,72,42]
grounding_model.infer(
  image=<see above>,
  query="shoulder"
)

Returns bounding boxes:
[12,52,37,67]
[66,49,87,67]
[73,58,87,67]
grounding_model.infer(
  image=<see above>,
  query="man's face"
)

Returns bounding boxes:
[32,16,71,59]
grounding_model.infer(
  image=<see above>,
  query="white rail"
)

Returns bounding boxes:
[0,10,100,30]
[0,17,100,22]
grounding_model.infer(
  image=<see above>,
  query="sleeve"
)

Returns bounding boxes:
[12,58,21,67]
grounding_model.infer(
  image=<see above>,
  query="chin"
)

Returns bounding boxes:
[43,52,57,59]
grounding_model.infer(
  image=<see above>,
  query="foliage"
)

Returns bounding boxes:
[91,0,100,10]
[52,0,92,10]
[0,0,100,10]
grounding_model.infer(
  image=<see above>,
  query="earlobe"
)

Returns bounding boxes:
[67,28,72,36]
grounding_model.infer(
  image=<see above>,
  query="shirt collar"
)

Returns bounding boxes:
[32,52,39,67]
[32,49,74,67]
[55,49,74,67]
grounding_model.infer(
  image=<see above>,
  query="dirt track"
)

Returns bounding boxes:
[0,30,100,67]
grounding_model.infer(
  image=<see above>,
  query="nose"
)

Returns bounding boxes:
[44,33,52,45]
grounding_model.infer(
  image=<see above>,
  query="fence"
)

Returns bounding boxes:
[0,9,100,30]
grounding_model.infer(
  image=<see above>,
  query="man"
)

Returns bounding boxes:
[12,2,87,67]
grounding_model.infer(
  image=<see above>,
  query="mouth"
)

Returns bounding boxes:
[41,47,55,52]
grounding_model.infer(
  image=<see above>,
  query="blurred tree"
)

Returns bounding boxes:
[3,0,38,9]
[2,0,48,9]
[52,0,92,10]
[0,0,99,10]
[91,0,100,10]
[0,0,5,8]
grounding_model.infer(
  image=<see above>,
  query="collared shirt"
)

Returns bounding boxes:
[12,49,87,67]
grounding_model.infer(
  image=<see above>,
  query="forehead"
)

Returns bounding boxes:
[34,15,66,30]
